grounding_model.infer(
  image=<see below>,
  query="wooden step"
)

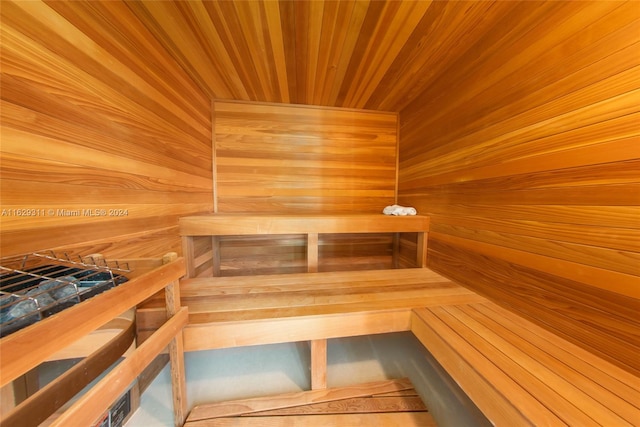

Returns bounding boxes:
[185,378,436,427]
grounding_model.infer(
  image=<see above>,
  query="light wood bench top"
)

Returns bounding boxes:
[411,302,640,426]
[179,213,430,235]
[137,268,484,352]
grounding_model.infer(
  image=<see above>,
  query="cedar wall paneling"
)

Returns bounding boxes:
[0,0,213,259]
[210,100,398,275]
[398,2,640,375]
[214,100,397,213]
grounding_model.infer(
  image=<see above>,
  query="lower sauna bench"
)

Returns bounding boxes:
[136,268,484,351]
[133,268,640,426]
[133,268,487,426]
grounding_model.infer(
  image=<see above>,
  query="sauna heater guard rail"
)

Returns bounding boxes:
[0,251,131,338]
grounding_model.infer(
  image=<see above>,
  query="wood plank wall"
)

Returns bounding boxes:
[3,0,638,380]
[397,1,640,376]
[214,100,397,213]
[210,101,398,275]
[0,1,213,259]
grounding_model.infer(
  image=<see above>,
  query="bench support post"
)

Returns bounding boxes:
[392,233,400,268]
[307,233,319,273]
[416,232,428,268]
[211,236,221,276]
[164,253,188,426]
[182,236,196,278]
[310,339,327,390]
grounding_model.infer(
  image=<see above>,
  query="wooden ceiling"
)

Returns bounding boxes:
[125,0,521,112]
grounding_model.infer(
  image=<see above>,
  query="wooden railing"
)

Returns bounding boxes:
[0,256,188,427]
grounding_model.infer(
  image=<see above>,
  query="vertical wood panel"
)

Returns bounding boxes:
[0,0,213,258]
[126,0,462,111]
[398,1,640,376]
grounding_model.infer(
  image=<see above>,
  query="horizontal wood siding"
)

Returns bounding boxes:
[212,100,398,275]
[214,100,397,213]
[398,1,640,375]
[0,0,213,258]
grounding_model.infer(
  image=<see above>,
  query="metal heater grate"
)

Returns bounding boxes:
[0,251,131,338]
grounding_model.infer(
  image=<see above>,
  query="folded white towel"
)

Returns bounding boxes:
[383,204,417,216]
[403,206,417,215]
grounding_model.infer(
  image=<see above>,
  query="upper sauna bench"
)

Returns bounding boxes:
[179,213,430,277]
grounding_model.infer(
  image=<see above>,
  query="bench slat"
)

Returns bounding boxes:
[412,307,543,426]
[187,294,485,323]
[184,310,413,351]
[412,303,640,426]
[475,302,640,400]
[184,285,474,313]
[179,214,430,236]
[441,305,632,426]
[468,303,640,423]
[180,268,454,296]
[181,278,458,298]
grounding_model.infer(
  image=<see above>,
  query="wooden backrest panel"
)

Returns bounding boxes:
[213,100,398,213]
[398,1,640,375]
[0,1,213,258]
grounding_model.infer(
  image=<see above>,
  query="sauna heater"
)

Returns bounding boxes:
[0,252,130,338]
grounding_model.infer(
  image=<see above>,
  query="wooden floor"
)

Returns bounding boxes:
[184,378,436,427]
